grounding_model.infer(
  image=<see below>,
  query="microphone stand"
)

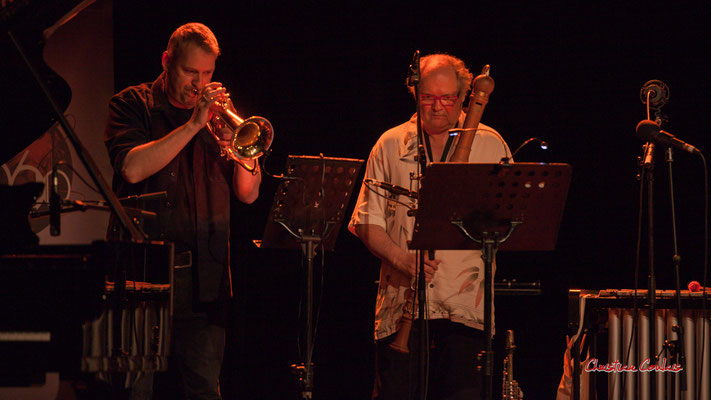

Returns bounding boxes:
[644,140,658,399]
[666,147,687,394]
[49,165,61,235]
[408,50,429,400]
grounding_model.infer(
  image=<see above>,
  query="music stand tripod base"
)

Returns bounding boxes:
[410,162,571,400]
[256,155,364,399]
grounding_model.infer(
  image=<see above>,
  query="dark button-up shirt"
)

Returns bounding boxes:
[105,73,233,303]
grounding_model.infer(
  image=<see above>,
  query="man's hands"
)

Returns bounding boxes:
[354,224,440,283]
[190,82,227,131]
[392,248,440,282]
[121,82,231,184]
[214,97,237,149]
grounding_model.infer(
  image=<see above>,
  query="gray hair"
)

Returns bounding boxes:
[407,53,473,98]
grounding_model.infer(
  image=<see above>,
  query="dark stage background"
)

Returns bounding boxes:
[110,2,711,399]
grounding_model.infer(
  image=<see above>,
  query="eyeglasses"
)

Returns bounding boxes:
[419,94,459,107]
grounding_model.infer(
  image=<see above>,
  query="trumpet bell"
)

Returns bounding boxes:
[207,100,274,173]
[231,116,273,159]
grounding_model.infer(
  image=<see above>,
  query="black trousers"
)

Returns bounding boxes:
[147,267,227,400]
[375,319,485,400]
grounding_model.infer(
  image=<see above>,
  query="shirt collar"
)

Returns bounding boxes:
[399,114,419,159]
[151,72,172,111]
[399,112,466,159]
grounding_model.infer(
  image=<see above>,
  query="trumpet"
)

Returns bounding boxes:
[195,88,274,173]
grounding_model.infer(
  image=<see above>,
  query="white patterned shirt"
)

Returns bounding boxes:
[349,113,511,340]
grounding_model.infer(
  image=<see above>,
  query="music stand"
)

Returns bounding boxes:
[257,155,363,399]
[409,162,571,400]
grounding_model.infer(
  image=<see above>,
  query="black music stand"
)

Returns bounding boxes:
[409,162,571,400]
[257,155,363,399]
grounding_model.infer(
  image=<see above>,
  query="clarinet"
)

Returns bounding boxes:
[502,330,524,399]
[388,288,415,353]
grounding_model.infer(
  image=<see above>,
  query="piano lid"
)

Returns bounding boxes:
[0,0,94,165]
[1,0,93,34]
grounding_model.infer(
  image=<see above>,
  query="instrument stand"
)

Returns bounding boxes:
[665,146,687,394]
[256,155,363,399]
[290,231,324,399]
[406,49,428,400]
[410,162,571,400]
[452,221,520,398]
[643,142,659,399]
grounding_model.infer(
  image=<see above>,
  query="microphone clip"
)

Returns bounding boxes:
[636,142,655,181]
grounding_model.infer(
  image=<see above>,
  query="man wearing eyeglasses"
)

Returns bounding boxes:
[349,53,511,399]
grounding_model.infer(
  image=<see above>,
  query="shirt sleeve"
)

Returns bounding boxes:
[349,138,390,235]
[104,91,150,174]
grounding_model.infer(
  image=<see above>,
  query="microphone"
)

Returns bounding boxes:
[640,80,669,108]
[117,191,168,203]
[97,191,168,207]
[511,137,548,158]
[49,165,61,236]
[500,137,548,163]
[636,119,700,155]
[365,178,418,199]
[407,50,420,87]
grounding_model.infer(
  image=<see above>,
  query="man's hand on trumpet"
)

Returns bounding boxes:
[190,82,227,129]
[215,96,239,149]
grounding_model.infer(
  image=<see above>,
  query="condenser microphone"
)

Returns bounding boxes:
[365,179,418,199]
[636,119,700,155]
[640,80,669,108]
[49,165,61,236]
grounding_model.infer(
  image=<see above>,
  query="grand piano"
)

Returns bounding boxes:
[1,0,173,393]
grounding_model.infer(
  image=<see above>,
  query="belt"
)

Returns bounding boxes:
[174,251,192,269]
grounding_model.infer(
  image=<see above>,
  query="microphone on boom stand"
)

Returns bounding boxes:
[364,179,418,199]
[636,119,700,155]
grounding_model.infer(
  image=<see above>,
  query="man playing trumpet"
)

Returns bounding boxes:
[105,22,261,399]
[349,53,510,399]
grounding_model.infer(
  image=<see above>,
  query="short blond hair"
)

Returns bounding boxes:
[166,22,220,62]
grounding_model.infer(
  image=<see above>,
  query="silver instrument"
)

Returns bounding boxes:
[503,329,524,399]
